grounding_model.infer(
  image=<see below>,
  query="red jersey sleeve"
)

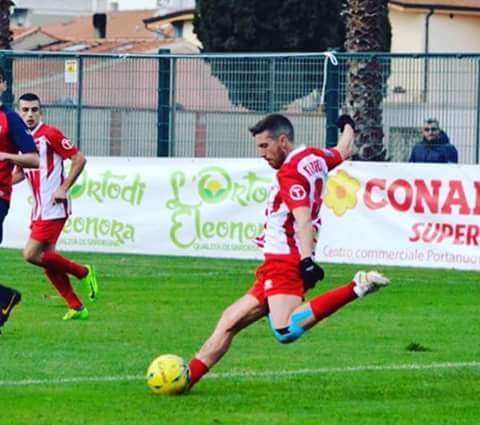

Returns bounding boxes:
[46,127,78,160]
[278,167,310,211]
[322,147,343,170]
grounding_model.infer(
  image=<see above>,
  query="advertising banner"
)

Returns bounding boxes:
[316,161,480,270]
[4,157,271,260]
[4,158,479,270]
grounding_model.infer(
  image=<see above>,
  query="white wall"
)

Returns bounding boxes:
[390,8,425,53]
[390,6,480,53]
[429,13,480,53]
[182,21,202,48]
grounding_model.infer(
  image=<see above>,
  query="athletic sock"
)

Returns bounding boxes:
[45,269,83,310]
[309,282,357,320]
[0,284,15,301]
[188,357,209,387]
[41,251,88,279]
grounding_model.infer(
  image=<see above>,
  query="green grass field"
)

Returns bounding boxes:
[0,248,479,425]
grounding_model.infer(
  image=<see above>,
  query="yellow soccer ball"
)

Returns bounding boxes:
[146,354,190,395]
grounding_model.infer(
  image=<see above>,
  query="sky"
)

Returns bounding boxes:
[114,0,157,10]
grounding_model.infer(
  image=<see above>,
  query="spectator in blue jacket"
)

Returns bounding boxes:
[409,118,458,163]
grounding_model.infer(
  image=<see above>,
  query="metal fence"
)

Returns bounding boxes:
[1,50,479,163]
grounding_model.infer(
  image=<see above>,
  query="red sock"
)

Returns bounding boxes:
[188,357,209,387]
[45,269,83,310]
[41,251,88,279]
[309,282,357,320]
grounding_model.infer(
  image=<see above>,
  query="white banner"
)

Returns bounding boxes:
[4,158,271,260]
[3,158,480,270]
[316,161,480,270]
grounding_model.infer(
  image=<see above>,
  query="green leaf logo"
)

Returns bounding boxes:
[197,167,231,204]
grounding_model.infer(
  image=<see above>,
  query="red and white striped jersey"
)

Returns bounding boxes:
[256,145,343,262]
[25,122,78,221]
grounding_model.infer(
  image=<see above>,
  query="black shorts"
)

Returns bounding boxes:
[0,198,9,244]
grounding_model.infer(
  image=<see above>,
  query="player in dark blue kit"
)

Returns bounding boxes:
[0,67,39,333]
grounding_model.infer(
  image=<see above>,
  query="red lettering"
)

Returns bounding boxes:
[467,225,479,245]
[473,181,480,214]
[364,178,480,216]
[364,178,387,209]
[437,223,454,242]
[387,179,412,212]
[441,181,471,215]
[409,222,480,246]
[413,179,441,214]
[423,223,440,242]
[454,224,466,244]
[409,222,422,242]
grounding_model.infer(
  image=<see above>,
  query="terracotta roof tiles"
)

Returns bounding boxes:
[41,9,157,41]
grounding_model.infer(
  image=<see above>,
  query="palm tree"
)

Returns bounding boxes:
[344,0,390,161]
[0,0,13,106]
[0,0,13,49]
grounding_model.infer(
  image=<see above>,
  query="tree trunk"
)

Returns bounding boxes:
[0,0,13,49]
[344,0,389,161]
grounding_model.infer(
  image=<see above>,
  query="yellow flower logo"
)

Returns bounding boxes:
[324,170,360,216]
[206,180,222,194]
[197,167,231,204]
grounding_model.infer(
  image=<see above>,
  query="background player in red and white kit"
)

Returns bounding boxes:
[186,113,390,389]
[0,69,39,333]
[13,92,98,321]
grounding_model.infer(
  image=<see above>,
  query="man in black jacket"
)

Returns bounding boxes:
[409,118,458,163]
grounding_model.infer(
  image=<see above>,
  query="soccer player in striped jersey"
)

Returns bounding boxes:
[13,92,98,321]
[187,114,390,390]
[0,69,39,333]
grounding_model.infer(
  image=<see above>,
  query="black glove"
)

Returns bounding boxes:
[299,257,324,291]
[336,114,355,132]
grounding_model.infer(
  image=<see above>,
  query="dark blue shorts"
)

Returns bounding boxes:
[0,198,9,244]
